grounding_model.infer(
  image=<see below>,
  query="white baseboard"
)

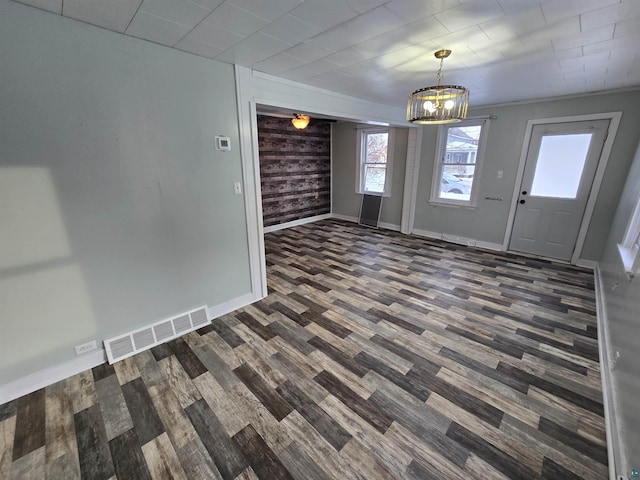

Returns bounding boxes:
[263,214,332,233]
[594,264,624,480]
[331,213,357,223]
[411,228,503,252]
[331,213,401,232]
[0,348,106,405]
[576,259,597,269]
[207,292,261,319]
[0,292,261,405]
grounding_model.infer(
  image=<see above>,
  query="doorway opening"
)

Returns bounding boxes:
[504,113,621,264]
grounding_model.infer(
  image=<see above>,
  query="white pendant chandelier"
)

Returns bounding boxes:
[407,49,469,124]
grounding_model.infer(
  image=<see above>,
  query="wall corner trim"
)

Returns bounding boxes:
[594,263,625,480]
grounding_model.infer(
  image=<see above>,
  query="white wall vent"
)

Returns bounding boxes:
[103,305,209,364]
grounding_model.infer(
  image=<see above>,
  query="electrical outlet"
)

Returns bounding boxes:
[75,340,97,356]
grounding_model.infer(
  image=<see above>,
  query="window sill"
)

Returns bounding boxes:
[616,243,639,279]
[359,191,390,198]
[429,200,477,210]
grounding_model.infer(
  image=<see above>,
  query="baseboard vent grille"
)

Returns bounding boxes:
[104,305,209,364]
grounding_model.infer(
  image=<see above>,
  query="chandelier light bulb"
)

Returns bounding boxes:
[423,100,436,113]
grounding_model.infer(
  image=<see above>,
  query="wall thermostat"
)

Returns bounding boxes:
[215,136,231,151]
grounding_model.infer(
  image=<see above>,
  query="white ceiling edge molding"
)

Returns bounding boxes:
[469,86,640,110]
[251,70,412,128]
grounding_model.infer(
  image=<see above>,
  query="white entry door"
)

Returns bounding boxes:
[509,119,609,261]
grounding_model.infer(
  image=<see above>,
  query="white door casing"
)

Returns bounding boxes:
[509,119,609,261]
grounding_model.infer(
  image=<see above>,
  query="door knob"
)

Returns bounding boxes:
[519,199,526,204]
[521,191,527,195]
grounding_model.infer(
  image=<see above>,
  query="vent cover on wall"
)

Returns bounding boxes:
[103,305,209,364]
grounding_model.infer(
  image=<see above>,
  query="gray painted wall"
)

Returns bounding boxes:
[332,122,408,227]
[0,1,252,385]
[598,139,640,475]
[413,90,640,260]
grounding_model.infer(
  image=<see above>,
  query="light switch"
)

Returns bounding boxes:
[233,182,242,195]
[497,170,503,179]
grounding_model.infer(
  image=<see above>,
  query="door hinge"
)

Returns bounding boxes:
[604,130,609,142]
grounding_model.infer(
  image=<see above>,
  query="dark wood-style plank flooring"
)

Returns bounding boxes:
[0,219,607,479]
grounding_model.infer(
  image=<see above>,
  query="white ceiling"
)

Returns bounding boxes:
[15,0,640,108]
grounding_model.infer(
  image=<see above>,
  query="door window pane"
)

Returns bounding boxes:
[530,133,592,199]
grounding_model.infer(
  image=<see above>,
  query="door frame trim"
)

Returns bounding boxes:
[502,112,623,264]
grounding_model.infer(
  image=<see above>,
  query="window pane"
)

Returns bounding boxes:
[364,165,386,193]
[530,133,592,199]
[366,133,388,164]
[445,126,480,164]
[436,125,480,202]
[440,165,473,202]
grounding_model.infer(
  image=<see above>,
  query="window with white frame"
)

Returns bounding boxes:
[430,118,490,206]
[617,195,640,275]
[356,127,394,196]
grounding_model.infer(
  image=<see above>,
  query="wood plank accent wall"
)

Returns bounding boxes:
[258,116,331,227]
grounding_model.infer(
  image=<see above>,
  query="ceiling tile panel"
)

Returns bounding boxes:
[518,16,581,48]
[560,51,609,71]
[337,59,390,78]
[614,17,640,39]
[384,0,460,23]
[252,52,306,74]
[287,0,359,31]
[323,47,379,66]
[13,0,61,14]
[582,34,640,57]
[346,0,389,14]
[188,0,224,9]
[352,15,449,56]
[496,0,545,15]
[479,5,545,41]
[201,2,268,37]
[580,3,626,31]
[305,70,356,89]
[138,0,211,28]
[216,31,291,65]
[183,20,244,50]
[541,0,619,24]
[284,42,334,62]
[371,45,427,70]
[435,0,504,32]
[126,11,191,46]
[283,59,343,80]
[312,6,405,52]
[431,25,493,60]
[260,14,321,45]
[63,0,141,33]
[175,36,224,59]
[229,0,302,21]
[552,24,614,52]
